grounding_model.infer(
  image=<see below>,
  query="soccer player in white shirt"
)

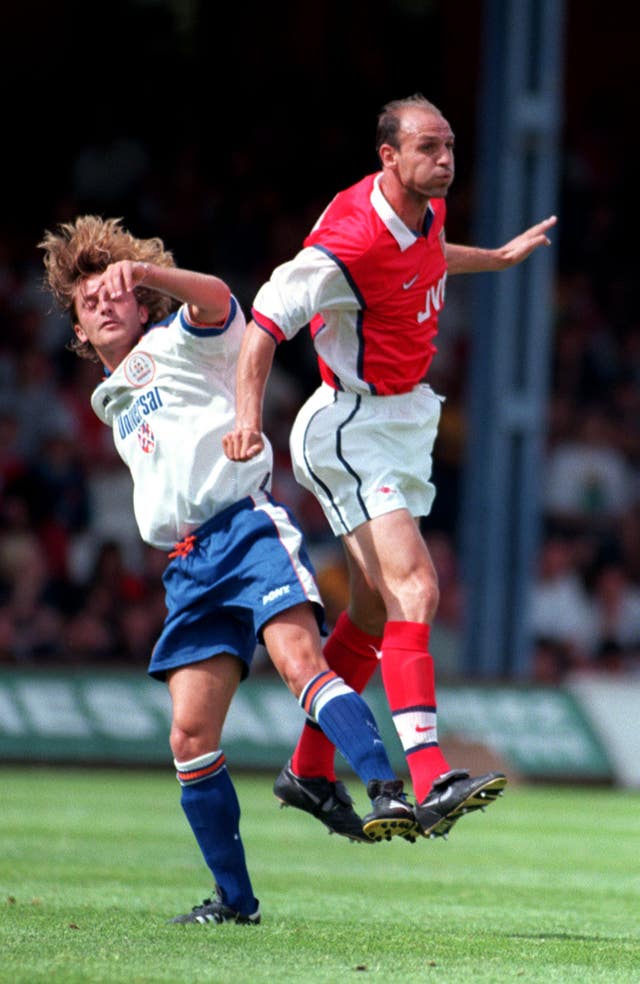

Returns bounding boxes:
[39,216,415,927]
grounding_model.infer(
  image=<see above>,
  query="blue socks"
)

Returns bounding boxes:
[299,671,396,785]
[175,751,258,917]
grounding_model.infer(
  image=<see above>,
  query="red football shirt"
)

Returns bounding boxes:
[253,172,448,396]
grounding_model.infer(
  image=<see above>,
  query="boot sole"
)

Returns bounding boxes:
[418,775,508,838]
[362,814,417,842]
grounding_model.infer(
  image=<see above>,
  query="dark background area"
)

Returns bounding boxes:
[3,0,636,379]
[3,2,483,281]
[1,0,638,679]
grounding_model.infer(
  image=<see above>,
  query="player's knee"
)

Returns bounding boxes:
[274,649,328,699]
[170,721,214,763]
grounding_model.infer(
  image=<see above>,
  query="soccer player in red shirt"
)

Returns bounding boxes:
[224,94,556,840]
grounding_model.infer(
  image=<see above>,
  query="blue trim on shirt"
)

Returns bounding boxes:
[310,245,374,394]
[355,309,375,395]
[252,312,282,343]
[310,245,367,310]
[422,205,434,238]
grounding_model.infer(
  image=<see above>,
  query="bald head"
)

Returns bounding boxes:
[375,94,446,155]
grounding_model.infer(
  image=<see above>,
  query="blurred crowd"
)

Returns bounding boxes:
[1,136,638,685]
[1,5,638,683]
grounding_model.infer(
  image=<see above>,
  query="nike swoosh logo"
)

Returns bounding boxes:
[415,725,435,733]
[402,274,419,289]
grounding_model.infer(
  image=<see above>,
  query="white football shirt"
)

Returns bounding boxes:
[91,298,273,549]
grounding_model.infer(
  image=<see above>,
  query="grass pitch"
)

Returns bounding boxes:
[1,767,639,983]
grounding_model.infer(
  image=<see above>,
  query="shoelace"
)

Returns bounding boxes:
[168,534,197,559]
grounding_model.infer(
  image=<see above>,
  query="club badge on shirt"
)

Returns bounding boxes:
[124,351,156,387]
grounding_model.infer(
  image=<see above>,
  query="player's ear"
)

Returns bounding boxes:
[378,143,398,169]
[73,322,88,343]
[138,304,149,327]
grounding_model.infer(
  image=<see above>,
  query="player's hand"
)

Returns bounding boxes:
[222,427,265,461]
[497,215,557,268]
[100,260,150,299]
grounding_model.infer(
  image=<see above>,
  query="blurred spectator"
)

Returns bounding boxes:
[0,411,26,491]
[0,345,75,458]
[87,540,147,608]
[63,540,164,666]
[2,428,91,586]
[0,526,65,663]
[618,505,640,584]
[609,371,640,468]
[117,601,165,664]
[63,607,117,665]
[543,403,635,534]
[586,562,640,672]
[529,535,595,681]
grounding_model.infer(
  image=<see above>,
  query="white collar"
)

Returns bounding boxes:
[370,172,433,252]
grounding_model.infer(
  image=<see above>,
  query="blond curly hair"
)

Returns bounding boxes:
[39,215,176,361]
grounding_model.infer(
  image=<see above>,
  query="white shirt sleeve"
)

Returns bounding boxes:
[252,246,360,340]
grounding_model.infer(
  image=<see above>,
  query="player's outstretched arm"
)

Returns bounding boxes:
[222,320,277,461]
[445,215,557,274]
[101,260,231,325]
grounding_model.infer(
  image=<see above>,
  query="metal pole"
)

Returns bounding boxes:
[460,0,566,678]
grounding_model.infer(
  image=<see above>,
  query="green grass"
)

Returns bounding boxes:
[1,768,639,984]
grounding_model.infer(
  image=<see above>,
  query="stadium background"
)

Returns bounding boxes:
[1,0,638,783]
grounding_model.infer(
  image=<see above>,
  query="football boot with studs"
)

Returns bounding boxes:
[362,778,417,842]
[273,760,369,843]
[415,769,507,839]
[170,886,261,925]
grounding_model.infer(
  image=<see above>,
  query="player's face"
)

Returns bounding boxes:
[73,273,148,369]
[387,108,455,199]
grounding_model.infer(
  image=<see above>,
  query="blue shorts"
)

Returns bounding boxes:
[149,492,325,681]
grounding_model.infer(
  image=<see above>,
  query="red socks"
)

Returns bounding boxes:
[380,621,450,802]
[291,614,450,802]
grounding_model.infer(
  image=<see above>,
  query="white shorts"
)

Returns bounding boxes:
[289,382,443,536]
